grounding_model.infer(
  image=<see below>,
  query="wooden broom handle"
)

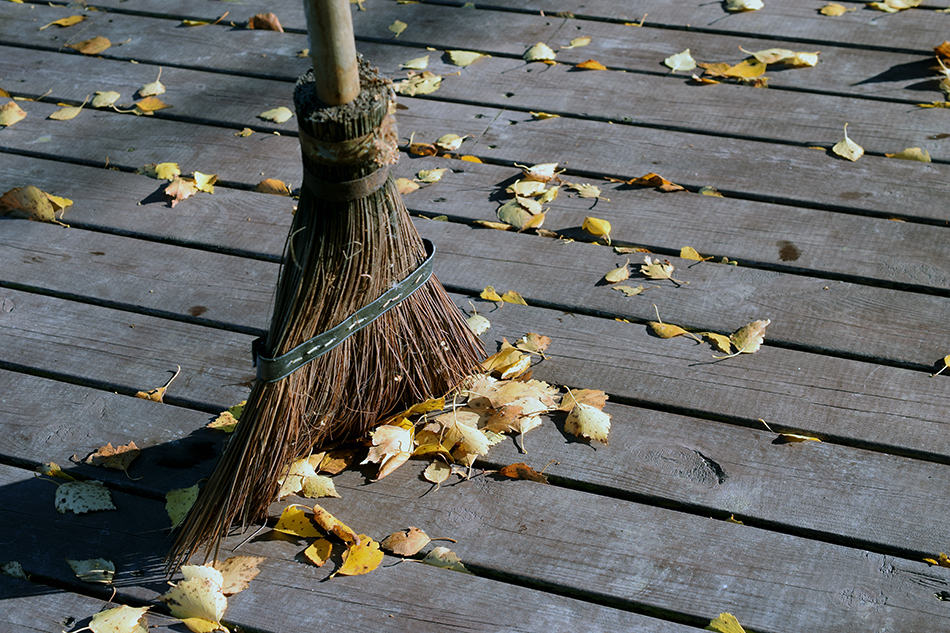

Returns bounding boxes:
[304,0,360,105]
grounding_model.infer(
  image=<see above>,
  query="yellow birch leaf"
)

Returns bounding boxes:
[36,461,75,481]
[333,535,383,577]
[628,172,685,192]
[274,505,321,538]
[395,177,420,194]
[135,366,180,402]
[88,605,149,633]
[930,354,950,377]
[234,127,254,137]
[422,546,469,573]
[869,0,921,12]
[516,162,560,182]
[460,155,482,163]
[255,178,290,195]
[395,72,442,96]
[193,171,217,193]
[67,558,115,584]
[304,538,333,566]
[416,168,447,183]
[380,526,432,556]
[702,331,733,354]
[559,388,608,411]
[691,73,721,85]
[604,260,630,283]
[84,440,140,473]
[819,3,853,15]
[466,313,491,335]
[680,246,708,261]
[724,0,763,11]
[612,284,646,296]
[566,181,606,200]
[134,96,171,114]
[447,50,488,67]
[707,612,747,633]
[564,403,611,443]
[388,19,408,37]
[775,432,822,444]
[714,319,771,358]
[301,474,340,499]
[723,58,766,79]
[664,49,696,73]
[214,556,264,596]
[649,321,703,343]
[207,400,243,432]
[0,101,27,127]
[742,48,819,67]
[160,566,227,632]
[508,179,547,197]
[258,106,293,123]
[480,286,502,302]
[524,42,556,62]
[165,484,199,528]
[67,36,111,55]
[55,481,115,514]
[138,68,165,98]
[924,552,950,567]
[576,59,607,70]
[435,133,467,151]
[401,55,429,70]
[562,36,592,49]
[884,147,931,162]
[155,162,181,181]
[832,123,863,161]
[501,290,527,305]
[423,460,452,485]
[0,185,60,223]
[698,185,723,196]
[530,111,560,120]
[311,503,359,544]
[39,15,85,30]
[640,256,683,284]
[582,216,612,244]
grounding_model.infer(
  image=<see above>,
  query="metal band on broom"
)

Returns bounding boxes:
[169,0,483,568]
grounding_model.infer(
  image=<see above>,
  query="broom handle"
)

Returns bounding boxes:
[304,0,361,105]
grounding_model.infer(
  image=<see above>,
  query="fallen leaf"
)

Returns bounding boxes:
[466,312,491,335]
[774,432,822,444]
[564,403,611,443]
[138,69,166,98]
[691,73,721,85]
[278,456,340,499]
[423,460,452,485]
[604,260,630,283]
[707,612,747,633]
[55,481,115,514]
[213,556,264,596]
[0,101,26,127]
[559,389,607,412]
[680,246,712,261]
[318,448,359,474]
[869,0,920,12]
[931,354,950,377]
[566,181,607,200]
[388,19,407,37]
[576,59,607,70]
[361,425,413,480]
[84,441,140,473]
[274,505,322,538]
[303,538,333,567]
[923,552,950,568]
[138,162,182,181]
[628,172,685,192]
[582,216,612,244]
[721,58,766,79]
[499,462,549,483]
[248,12,283,31]
[480,286,503,302]
[192,171,217,194]
[714,319,771,358]
[496,199,534,230]
[612,284,646,296]
[331,535,384,577]
[819,3,853,15]
[395,72,442,96]
[421,546,469,572]
[885,147,931,162]
[258,106,293,123]
[1,561,26,579]
[530,111,560,120]
[724,0,763,11]
[160,565,227,633]
[39,15,85,30]
[165,484,199,528]
[133,96,170,114]
[641,256,683,285]
[664,49,696,73]
[87,605,149,633]
[36,461,75,481]
[562,36,592,49]
[447,50,488,67]
[524,42,556,62]
[164,178,199,208]
[702,331,733,354]
[67,558,115,584]
[255,178,290,195]
[380,526,432,556]
[832,123,864,161]
[649,321,703,343]
[698,185,723,197]
[207,400,243,432]
[135,365,180,401]
[416,168,447,183]
[395,177,420,194]
[516,162,560,183]
[67,36,111,55]
[0,185,69,223]
[401,55,429,70]
[514,332,551,355]
[501,290,527,305]
[234,127,254,137]
[311,504,359,544]
[742,48,819,67]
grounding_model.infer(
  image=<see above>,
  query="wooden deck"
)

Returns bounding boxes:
[2,1,950,631]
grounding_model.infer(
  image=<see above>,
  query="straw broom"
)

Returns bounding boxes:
[169,0,483,567]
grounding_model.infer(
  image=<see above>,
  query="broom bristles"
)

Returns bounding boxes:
[169,174,484,568]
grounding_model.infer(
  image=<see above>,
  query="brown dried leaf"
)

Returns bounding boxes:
[558,389,608,411]
[255,178,291,195]
[248,12,283,32]
[134,365,180,402]
[84,441,140,472]
[380,526,431,556]
[164,178,198,208]
[67,36,111,55]
[498,462,548,483]
[0,101,27,127]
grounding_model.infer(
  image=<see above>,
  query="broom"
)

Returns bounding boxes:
[169,0,483,567]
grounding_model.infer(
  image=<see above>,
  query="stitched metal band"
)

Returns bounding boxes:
[252,239,436,383]
[302,163,391,202]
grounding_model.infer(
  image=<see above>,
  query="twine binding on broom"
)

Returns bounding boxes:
[252,238,436,383]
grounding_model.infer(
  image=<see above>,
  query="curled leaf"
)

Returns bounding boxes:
[564,403,611,443]
[524,42,556,62]
[380,526,432,556]
[582,216,612,244]
[664,49,696,73]
[832,123,863,162]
